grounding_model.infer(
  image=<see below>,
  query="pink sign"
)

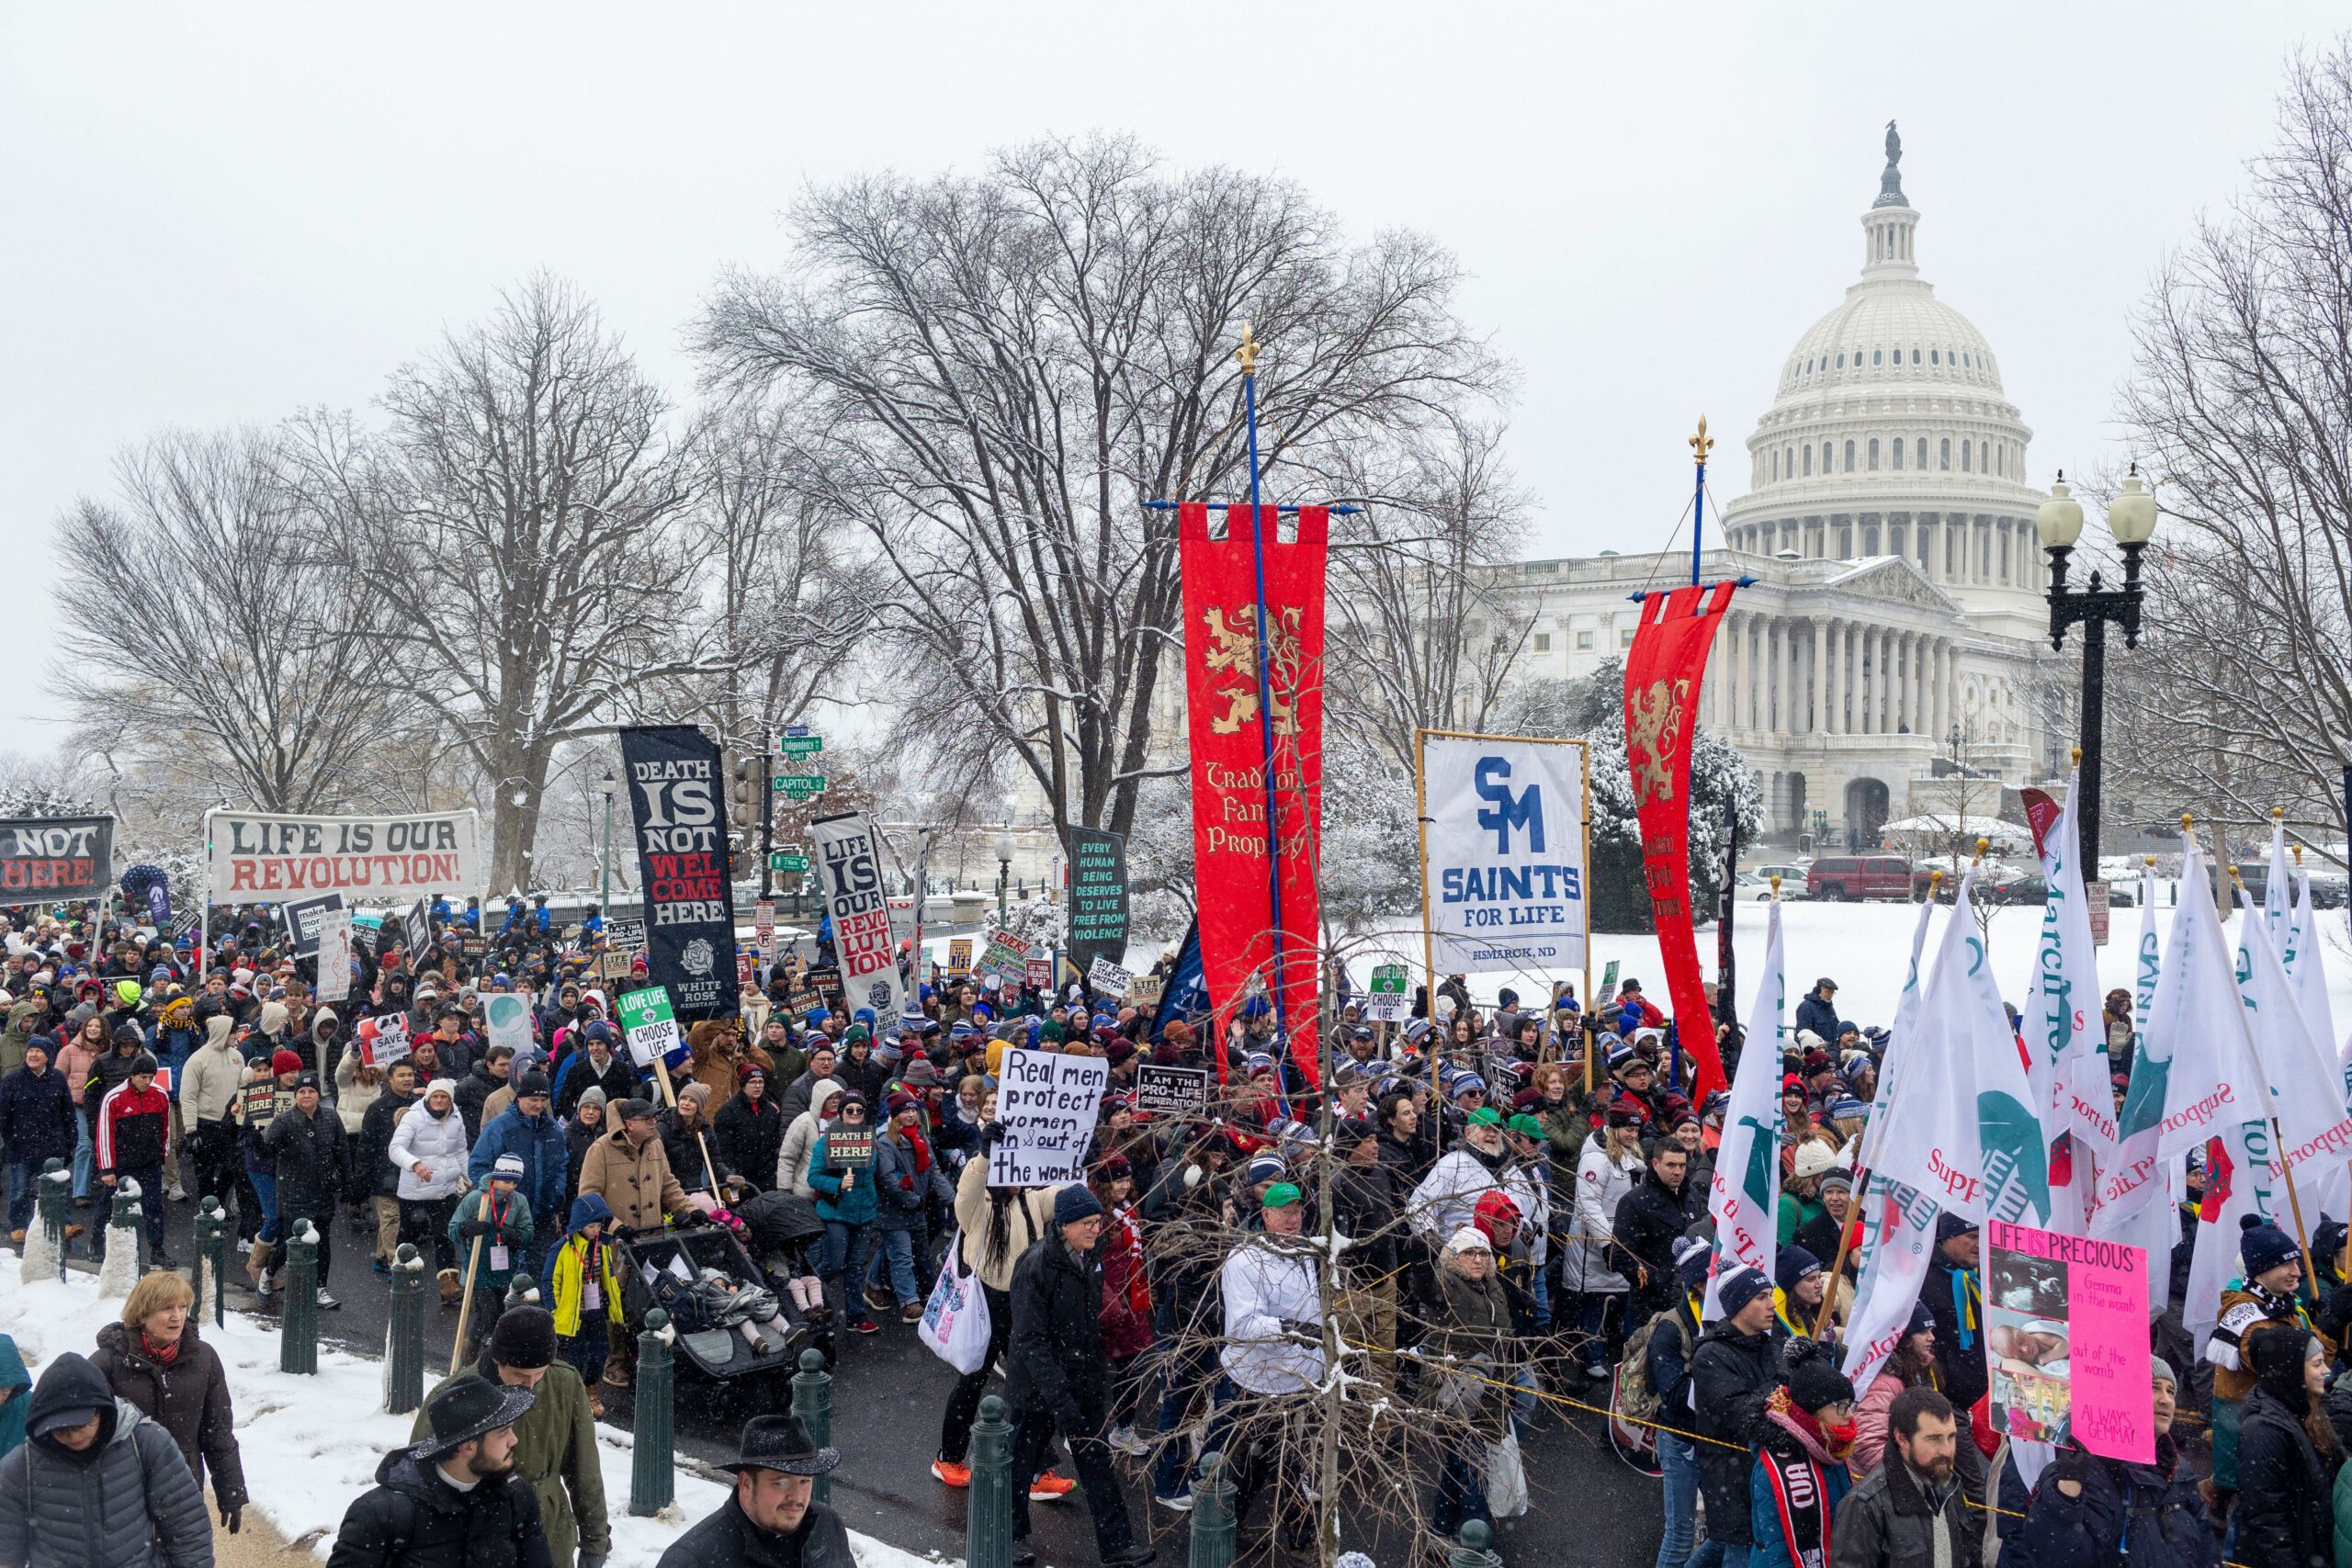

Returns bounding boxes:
[1984,1220,2153,1463]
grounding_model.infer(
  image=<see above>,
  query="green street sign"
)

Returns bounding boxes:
[778,735,823,758]
[771,851,809,873]
[774,774,826,797]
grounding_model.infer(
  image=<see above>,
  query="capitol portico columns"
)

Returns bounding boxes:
[1809,619,1826,736]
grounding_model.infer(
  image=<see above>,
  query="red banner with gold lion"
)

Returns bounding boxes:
[1623,580,1738,1102]
[1179,502,1327,1088]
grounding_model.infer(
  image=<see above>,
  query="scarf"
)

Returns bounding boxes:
[141,1332,182,1367]
[1949,1265,1981,1351]
[1758,1397,1837,1568]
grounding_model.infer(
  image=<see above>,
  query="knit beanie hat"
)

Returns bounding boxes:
[2239,1214,2301,1280]
[2246,1323,2315,1408]
[1782,1337,1857,1414]
[271,1048,303,1077]
[1775,1244,1824,1293]
[2150,1353,2178,1389]
[1715,1264,1772,1318]
[1053,1185,1104,1226]
[1673,1235,1713,1290]
[1446,1224,1492,1255]
[489,1306,557,1371]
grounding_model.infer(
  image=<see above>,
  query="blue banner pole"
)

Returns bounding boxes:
[1238,329,1295,1107]
[1690,414,1713,587]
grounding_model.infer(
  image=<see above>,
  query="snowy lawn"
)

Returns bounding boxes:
[0,1267,950,1568]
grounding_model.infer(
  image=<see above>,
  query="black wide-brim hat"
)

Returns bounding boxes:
[407,1374,538,1461]
[723,1414,840,1477]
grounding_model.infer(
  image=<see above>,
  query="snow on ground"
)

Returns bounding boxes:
[0,1270,950,1568]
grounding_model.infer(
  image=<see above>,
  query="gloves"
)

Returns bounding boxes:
[898,1175,914,1190]
[220,1501,243,1534]
[458,1218,492,1241]
[608,1223,634,1242]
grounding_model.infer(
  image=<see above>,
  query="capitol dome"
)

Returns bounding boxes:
[1722,126,2046,639]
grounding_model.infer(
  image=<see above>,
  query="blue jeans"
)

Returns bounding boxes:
[821,1221,874,1315]
[71,1117,93,1201]
[1151,1340,1223,1497]
[246,1161,281,1245]
[1431,1432,1492,1535]
[1532,1267,1553,1330]
[867,1226,922,1307]
[562,1318,610,1388]
[1656,1432,1701,1568]
[6,1163,38,1234]
[1687,1541,1749,1568]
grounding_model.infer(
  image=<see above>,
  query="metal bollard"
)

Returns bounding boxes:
[1188,1450,1237,1568]
[965,1393,1012,1568]
[1452,1518,1502,1568]
[628,1308,675,1517]
[36,1159,69,1280]
[385,1244,427,1415]
[280,1220,319,1374]
[195,1199,227,1328]
[791,1348,833,1506]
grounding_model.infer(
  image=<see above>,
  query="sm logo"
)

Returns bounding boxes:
[1475,758,1544,854]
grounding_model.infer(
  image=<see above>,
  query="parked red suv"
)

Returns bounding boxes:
[1805,854,1915,901]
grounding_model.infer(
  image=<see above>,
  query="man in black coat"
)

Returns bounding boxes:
[1005,1185,1151,1568]
[657,1415,854,1568]
[263,1072,347,1309]
[1611,1139,1702,1325]
[1794,977,1840,1045]
[1917,1212,1987,1412]
[326,1374,551,1568]
[0,1040,76,1240]
[1689,1265,1780,1561]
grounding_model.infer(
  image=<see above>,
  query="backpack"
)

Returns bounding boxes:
[1616,1305,1687,1425]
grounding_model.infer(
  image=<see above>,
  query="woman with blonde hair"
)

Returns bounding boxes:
[87,1269,245,1533]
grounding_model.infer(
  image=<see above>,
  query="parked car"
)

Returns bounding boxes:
[1805,854,1914,901]
[1751,862,1810,885]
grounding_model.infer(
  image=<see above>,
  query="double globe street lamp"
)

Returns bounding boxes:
[2035,467,2160,869]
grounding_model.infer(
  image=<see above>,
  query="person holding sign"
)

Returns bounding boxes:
[2019,1355,2215,1568]
[808,1095,881,1337]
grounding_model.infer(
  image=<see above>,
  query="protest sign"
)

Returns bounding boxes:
[205,808,479,903]
[1984,1218,2152,1462]
[0,816,114,904]
[946,939,972,979]
[1129,974,1163,1009]
[1026,956,1052,991]
[1418,734,1589,976]
[350,911,382,956]
[402,898,431,958]
[604,917,647,951]
[808,815,907,1020]
[618,986,683,1070]
[1067,828,1129,982]
[824,1127,874,1170]
[482,993,533,1057]
[316,909,353,1004]
[356,1012,410,1068]
[1365,964,1410,1023]
[976,929,1032,987]
[1134,1063,1210,1116]
[618,727,741,1021]
[803,964,847,1014]
[1087,954,1133,999]
[596,950,635,984]
[989,1047,1110,1187]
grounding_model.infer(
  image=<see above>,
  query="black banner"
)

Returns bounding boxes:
[618,726,740,1021]
[280,893,345,958]
[1066,827,1129,982]
[0,816,114,905]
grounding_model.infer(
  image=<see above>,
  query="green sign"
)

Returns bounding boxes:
[1365,963,1409,1021]
[771,851,809,873]
[778,735,823,758]
[772,774,826,797]
[1369,964,1408,997]
[617,986,679,1067]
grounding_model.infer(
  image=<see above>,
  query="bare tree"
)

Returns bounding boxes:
[51,429,416,815]
[692,134,1504,848]
[296,276,709,889]
[2111,43,2352,857]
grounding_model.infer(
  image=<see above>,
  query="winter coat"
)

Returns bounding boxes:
[552,1050,638,1123]
[563,1115,602,1199]
[1795,993,1840,1044]
[87,1322,245,1509]
[807,1128,875,1225]
[953,1156,1061,1293]
[1426,1260,1513,1439]
[2018,1435,2217,1568]
[262,1101,345,1217]
[1218,1234,1323,1395]
[0,1337,27,1459]
[576,1126,688,1235]
[1644,1292,1703,1427]
[1832,1449,1986,1568]
[1849,1365,1936,1480]
[1749,1411,1854,1568]
[2235,1385,2333,1568]
[325,1447,551,1568]
[543,1194,625,1337]
[454,1060,506,1143]
[1331,1159,1402,1282]
[657,1108,727,1196]
[415,1357,605,1568]
[333,1043,382,1136]
[1007,1232,1109,1426]
[0,1353,215,1568]
[775,1085,841,1198]
[711,1092,784,1194]
[178,1023,243,1127]
[359,1090,419,1200]
[872,1127,951,1232]
[1611,1168,1702,1317]
[447,1188,535,1293]
[654,1494,855,1568]
[52,1036,98,1115]
[1566,1139,1643,1293]
[1690,1322,1781,1547]
[0,1063,75,1167]
[1096,1205,1153,1359]
[95,1078,171,1174]
[1919,1251,1988,1412]
[389,1101,469,1201]
[834,1049,888,1108]
[0,1003,39,1082]
[1408,1143,1541,1247]
[467,1106,567,1224]
[2331,1375,2352,1568]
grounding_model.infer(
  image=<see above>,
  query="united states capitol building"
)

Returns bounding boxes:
[1482,129,2055,846]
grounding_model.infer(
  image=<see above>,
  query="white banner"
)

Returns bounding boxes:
[2234,881,2352,1221]
[1704,896,1783,1322]
[1419,735,1589,976]
[2027,772,2117,1155]
[207,808,482,903]
[316,909,352,1004]
[808,815,908,1021]
[989,1046,1108,1188]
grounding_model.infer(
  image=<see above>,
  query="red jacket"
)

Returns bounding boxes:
[96,1079,172,1173]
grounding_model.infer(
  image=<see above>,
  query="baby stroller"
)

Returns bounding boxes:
[734,1188,836,1366]
[612,1212,814,1380]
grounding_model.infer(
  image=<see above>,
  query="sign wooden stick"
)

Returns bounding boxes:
[450,1233,485,1369]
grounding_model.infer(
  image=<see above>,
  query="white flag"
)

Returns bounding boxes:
[1840,1173,1941,1392]
[2027,771,2116,1154]
[1867,871,2052,1226]
[1703,896,1783,1323]
[2265,817,2294,953]
[2284,871,2345,1101]
[1856,896,1938,1175]
[2091,863,2179,1302]
[2233,884,2352,1223]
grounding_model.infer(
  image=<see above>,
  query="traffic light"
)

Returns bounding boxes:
[731,754,763,819]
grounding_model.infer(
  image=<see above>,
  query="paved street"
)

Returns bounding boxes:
[84,1196,1668,1567]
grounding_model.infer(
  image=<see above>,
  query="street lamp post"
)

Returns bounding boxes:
[2036,468,2160,871]
[599,771,617,913]
[994,829,1016,927]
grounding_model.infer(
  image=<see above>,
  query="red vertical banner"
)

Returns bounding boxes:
[1179,502,1327,1087]
[1623,580,1738,1103]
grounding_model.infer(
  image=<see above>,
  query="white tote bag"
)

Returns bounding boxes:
[917,1235,991,1374]
[1484,1428,1529,1518]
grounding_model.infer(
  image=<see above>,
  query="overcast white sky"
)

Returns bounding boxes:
[2,3,2335,757]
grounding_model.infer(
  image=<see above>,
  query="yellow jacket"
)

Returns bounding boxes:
[548,1230,625,1337]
